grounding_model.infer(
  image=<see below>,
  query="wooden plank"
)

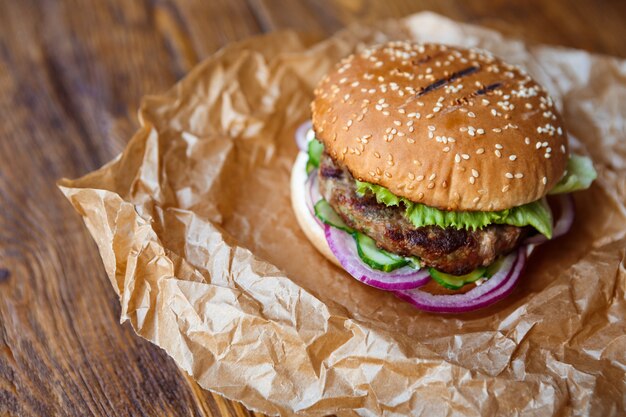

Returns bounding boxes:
[1,1,626,416]
[0,0,262,415]
[250,0,626,57]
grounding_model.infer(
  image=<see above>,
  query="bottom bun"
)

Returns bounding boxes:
[290,152,340,267]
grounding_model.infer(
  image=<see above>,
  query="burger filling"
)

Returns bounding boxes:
[308,136,596,282]
[319,152,529,275]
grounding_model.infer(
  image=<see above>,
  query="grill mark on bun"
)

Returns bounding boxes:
[416,65,480,97]
[411,51,444,65]
[475,82,503,95]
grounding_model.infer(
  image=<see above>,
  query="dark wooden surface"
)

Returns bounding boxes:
[1,1,626,416]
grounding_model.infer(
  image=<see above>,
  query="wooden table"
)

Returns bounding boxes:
[1,1,625,416]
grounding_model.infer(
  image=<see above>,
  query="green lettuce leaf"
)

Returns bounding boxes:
[548,154,597,194]
[356,181,553,238]
[306,138,324,174]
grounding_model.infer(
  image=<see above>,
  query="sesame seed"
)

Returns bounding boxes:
[454,154,461,163]
[373,151,381,158]
[347,120,353,127]
[418,192,424,199]
[476,148,485,154]
[408,173,415,180]
[443,146,450,152]
[429,173,436,181]
[461,154,470,160]
[560,144,566,153]
[502,185,510,192]
[536,142,542,149]
[473,197,480,203]
[505,172,514,179]
[477,128,485,135]
[542,177,547,185]
[525,137,531,145]
[495,144,503,149]
[384,171,392,178]
[544,153,551,158]
[469,177,476,184]
[509,155,517,161]
[393,120,401,126]
[471,169,479,177]
[428,125,436,131]
[468,112,476,118]
[382,111,390,116]
[495,150,502,158]
[427,183,435,189]
[416,175,424,181]
[514,173,524,178]
[493,128,502,133]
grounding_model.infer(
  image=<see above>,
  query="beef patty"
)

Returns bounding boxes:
[318,152,528,275]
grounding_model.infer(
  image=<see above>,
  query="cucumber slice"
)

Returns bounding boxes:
[355,233,408,272]
[314,200,353,233]
[406,257,422,270]
[306,138,324,173]
[429,267,487,290]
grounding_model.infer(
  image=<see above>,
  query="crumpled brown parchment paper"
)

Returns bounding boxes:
[59,12,626,417]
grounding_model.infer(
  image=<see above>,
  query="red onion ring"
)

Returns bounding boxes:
[525,194,575,245]
[295,120,313,152]
[304,168,323,226]
[324,224,431,290]
[395,248,527,313]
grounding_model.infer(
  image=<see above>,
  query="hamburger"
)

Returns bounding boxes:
[291,42,596,313]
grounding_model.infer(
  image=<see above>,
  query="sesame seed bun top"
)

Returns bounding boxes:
[311,42,569,211]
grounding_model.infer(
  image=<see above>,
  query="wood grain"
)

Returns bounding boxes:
[1,1,625,416]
